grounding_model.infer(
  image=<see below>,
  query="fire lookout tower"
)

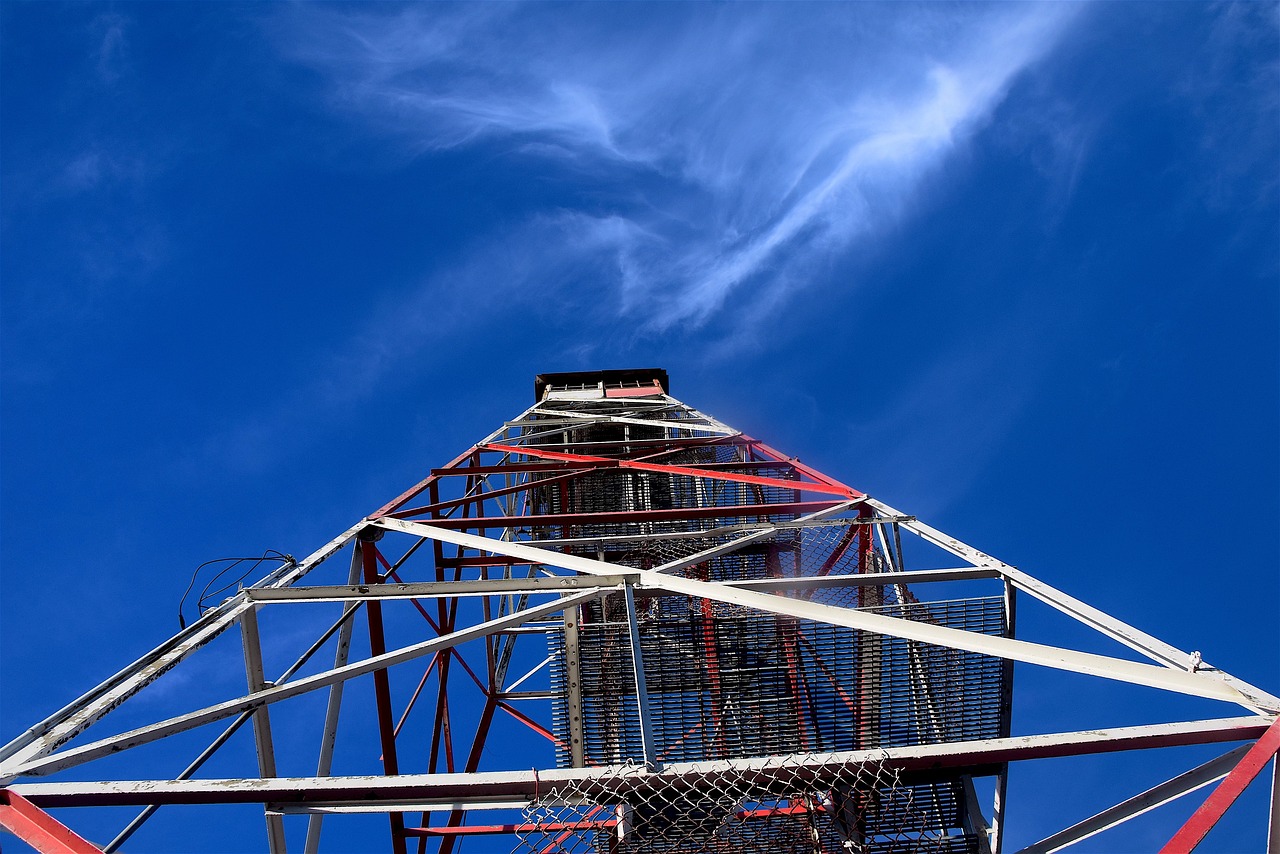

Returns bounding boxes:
[1,368,1276,853]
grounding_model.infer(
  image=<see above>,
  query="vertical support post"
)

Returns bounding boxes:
[622,581,658,768]
[694,566,727,758]
[771,542,810,752]
[992,769,1010,854]
[359,531,408,854]
[856,507,881,748]
[992,576,1018,854]
[961,775,994,854]
[425,479,454,781]
[1269,752,1280,854]
[304,544,364,854]
[1268,754,1279,854]
[563,606,586,767]
[240,604,287,854]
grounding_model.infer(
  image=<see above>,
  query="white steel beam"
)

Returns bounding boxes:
[1002,567,1280,713]
[868,498,1280,714]
[240,606,287,854]
[622,582,658,767]
[993,766,1010,854]
[2,590,603,781]
[962,774,994,854]
[528,407,739,436]
[651,499,864,575]
[0,522,365,774]
[1269,752,1279,854]
[104,574,370,853]
[12,716,1273,808]
[725,567,1002,591]
[372,518,1258,708]
[304,545,363,854]
[249,575,632,603]
[277,799,541,815]
[863,498,1008,570]
[0,594,253,777]
[1014,743,1252,853]
[518,511,884,549]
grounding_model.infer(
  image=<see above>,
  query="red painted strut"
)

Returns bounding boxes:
[1161,715,1280,854]
[481,443,858,497]
[0,789,103,854]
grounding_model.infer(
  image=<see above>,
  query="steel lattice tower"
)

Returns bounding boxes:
[2,368,1277,854]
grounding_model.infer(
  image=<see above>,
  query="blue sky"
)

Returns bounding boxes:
[2,2,1277,852]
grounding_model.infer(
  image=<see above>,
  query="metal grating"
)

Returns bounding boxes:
[526,410,1003,853]
[549,596,1007,767]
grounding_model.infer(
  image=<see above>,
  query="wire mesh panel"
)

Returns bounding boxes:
[549,596,1006,767]
[514,757,984,854]
[11,368,1261,854]
[521,383,1005,853]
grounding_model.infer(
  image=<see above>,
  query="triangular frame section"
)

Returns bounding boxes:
[2,369,1276,854]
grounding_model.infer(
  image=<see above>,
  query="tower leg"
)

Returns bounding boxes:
[359,535,408,854]
[1268,752,1279,854]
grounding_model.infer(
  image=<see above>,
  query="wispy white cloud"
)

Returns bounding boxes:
[1173,2,1280,214]
[58,147,152,194]
[277,4,1083,333]
[90,12,129,84]
[181,4,1086,481]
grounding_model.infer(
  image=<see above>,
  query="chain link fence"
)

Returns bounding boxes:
[513,755,983,854]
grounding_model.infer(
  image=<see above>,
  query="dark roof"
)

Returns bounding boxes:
[534,368,670,400]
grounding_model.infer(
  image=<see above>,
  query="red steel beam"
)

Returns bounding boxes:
[361,541,408,854]
[419,501,844,530]
[435,697,500,854]
[540,804,611,853]
[739,803,813,819]
[483,443,856,497]
[398,469,588,517]
[640,459,808,471]
[428,462,591,476]
[414,460,824,518]
[393,653,441,739]
[0,789,103,854]
[404,819,618,836]
[692,563,727,757]
[1161,716,1280,854]
[797,634,859,714]
[435,556,533,567]
[499,435,732,452]
[496,701,571,751]
[374,444,481,517]
[815,524,859,577]
[745,437,861,495]
[770,544,812,751]
[425,480,453,782]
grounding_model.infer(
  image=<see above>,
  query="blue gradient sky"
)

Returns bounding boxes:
[2,3,1277,852]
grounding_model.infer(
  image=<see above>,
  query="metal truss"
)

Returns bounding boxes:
[1,368,1276,854]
